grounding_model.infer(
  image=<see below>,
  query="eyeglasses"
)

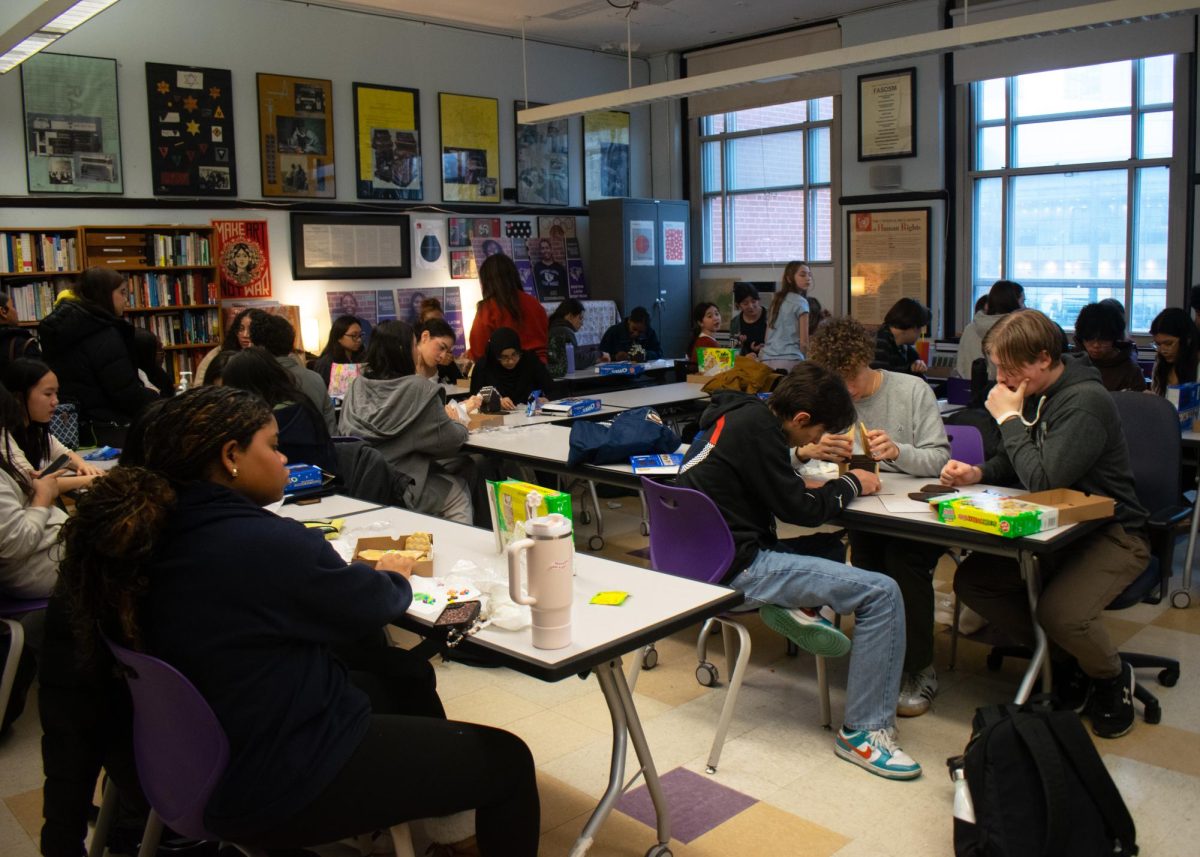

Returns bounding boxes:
[342,332,363,340]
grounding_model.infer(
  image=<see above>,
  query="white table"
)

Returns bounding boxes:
[469,404,625,433]
[560,358,678,383]
[270,493,385,521]
[598,381,709,410]
[342,505,741,857]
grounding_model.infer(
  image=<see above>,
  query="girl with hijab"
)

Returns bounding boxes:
[469,327,553,411]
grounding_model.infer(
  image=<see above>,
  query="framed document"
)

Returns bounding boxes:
[290,213,411,280]
[858,68,915,161]
[846,208,930,325]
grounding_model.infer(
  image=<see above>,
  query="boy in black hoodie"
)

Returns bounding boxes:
[944,310,1149,738]
[677,363,921,781]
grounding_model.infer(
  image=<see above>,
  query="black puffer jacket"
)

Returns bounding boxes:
[37,298,158,426]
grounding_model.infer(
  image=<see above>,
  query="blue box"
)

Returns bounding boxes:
[285,463,324,493]
[597,362,645,376]
[1166,381,1200,430]
[541,397,602,417]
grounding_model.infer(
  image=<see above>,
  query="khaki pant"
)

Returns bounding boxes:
[954,522,1149,679]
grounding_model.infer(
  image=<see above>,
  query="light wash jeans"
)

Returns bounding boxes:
[730,543,905,732]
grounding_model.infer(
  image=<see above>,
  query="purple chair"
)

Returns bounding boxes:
[0,596,48,731]
[945,377,972,406]
[945,424,985,466]
[634,478,834,774]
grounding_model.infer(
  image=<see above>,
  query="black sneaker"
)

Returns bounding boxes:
[1089,660,1135,739]
[1051,659,1092,713]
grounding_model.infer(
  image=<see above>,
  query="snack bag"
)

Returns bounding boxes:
[487,479,573,552]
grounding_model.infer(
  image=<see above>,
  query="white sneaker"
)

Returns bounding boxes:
[897,666,937,717]
[835,726,922,780]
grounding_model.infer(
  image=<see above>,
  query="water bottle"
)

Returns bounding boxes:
[951,764,975,824]
[176,370,192,394]
[507,513,574,649]
[565,343,576,374]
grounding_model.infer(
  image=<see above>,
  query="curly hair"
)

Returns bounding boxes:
[807,317,874,376]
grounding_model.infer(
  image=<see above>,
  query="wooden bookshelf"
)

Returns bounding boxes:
[0,226,83,322]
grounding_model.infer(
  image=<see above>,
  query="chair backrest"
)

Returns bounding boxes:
[103,638,228,841]
[945,377,972,406]
[641,477,735,585]
[944,424,985,466]
[1109,391,1181,515]
[0,596,49,619]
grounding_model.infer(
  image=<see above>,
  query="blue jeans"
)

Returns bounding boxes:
[730,544,905,732]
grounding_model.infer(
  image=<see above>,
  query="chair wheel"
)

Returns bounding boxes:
[986,651,1003,671]
[645,846,672,857]
[1171,590,1191,609]
[1159,667,1180,687]
[1143,703,1162,724]
[579,510,592,525]
[640,521,649,536]
[588,535,604,551]
[642,647,659,670]
[696,662,719,687]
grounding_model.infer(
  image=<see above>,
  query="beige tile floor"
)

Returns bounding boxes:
[3,495,1199,856]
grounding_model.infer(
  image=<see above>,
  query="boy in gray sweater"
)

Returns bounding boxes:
[802,318,951,716]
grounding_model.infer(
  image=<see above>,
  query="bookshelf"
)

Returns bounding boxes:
[0,227,84,322]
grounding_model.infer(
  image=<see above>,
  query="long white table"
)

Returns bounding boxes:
[270,493,384,520]
[336,505,741,857]
[469,404,625,433]
[597,381,709,410]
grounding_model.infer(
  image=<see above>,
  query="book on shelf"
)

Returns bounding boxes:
[127,271,217,308]
[148,232,211,267]
[1,232,78,275]
[130,307,219,347]
[7,279,65,322]
[629,453,684,475]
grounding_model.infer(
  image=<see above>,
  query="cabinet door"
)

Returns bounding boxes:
[655,201,690,360]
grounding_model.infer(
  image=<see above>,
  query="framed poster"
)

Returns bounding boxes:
[21,53,123,194]
[846,208,930,325]
[439,93,500,203]
[582,110,629,202]
[213,220,271,299]
[257,73,335,197]
[146,63,236,196]
[515,102,569,206]
[353,82,422,200]
[291,213,411,280]
[858,67,916,161]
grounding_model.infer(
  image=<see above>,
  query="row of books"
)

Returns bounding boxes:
[1,232,78,275]
[128,271,218,309]
[162,349,207,386]
[147,232,211,267]
[130,308,219,347]
[6,279,65,322]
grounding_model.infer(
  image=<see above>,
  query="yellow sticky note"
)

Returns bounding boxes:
[590,591,630,606]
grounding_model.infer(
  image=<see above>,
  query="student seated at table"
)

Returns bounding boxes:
[415,318,471,390]
[53,387,539,855]
[249,313,338,435]
[942,310,1149,738]
[677,364,921,780]
[688,302,722,358]
[1070,302,1145,392]
[195,307,268,388]
[309,314,365,389]
[759,261,812,371]
[470,327,554,411]
[872,298,930,376]
[805,318,950,717]
[599,306,662,362]
[339,320,473,523]
[547,299,607,377]
[729,283,766,356]
[1148,306,1198,396]
[955,280,1024,380]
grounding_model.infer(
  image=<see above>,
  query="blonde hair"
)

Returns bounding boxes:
[982,309,1062,372]
[807,317,874,376]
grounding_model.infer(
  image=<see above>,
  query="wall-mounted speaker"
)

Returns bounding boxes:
[869,165,902,189]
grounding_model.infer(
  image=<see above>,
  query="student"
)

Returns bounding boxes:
[688,302,722,358]
[2,359,103,493]
[37,267,161,446]
[0,288,41,372]
[547,298,607,377]
[806,296,829,338]
[419,297,445,323]
[872,298,930,375]
[467,254,549,363]
[53,386,539,854]
[759,261,812,370]
[599,306,663,362]
[805,319,950,716]
[676,364,921,780]
[131,327,173,395]
[250,313,338,434]
[310,315,364,388]
[943,310,1149,738]
[1148,306,1199,395]
[339,320,473,523]
[470,327,554,410]
[1071,302,1146,392]
[195,307,268,387]
[955,279,1023,380]
[729,283,766,356]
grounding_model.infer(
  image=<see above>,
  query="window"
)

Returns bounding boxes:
[968,56,1176,333]
[699,98,833,264]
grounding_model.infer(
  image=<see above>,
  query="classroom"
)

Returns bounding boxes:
[1,1,1199,856]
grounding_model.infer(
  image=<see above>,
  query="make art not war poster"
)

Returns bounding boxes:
[213,220,271,299]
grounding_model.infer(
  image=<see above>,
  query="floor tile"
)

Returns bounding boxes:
[442,685,545,728]
[616,767,757,844]
[2,788,41,840]
[688,801,849,856]
[503,709,607,766]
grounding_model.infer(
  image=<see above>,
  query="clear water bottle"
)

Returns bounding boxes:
[565,343,576,374]
[176,370,192,394]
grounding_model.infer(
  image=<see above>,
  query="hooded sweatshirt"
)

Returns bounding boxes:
[142,481,412,836]
[677,391,862,580]
[981,358,1147,530]
[0,467,64,598]
[955,312,1005,380]
[338,373,467,514]
[1070,341,1146,392]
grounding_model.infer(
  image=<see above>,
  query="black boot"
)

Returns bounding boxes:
[1051,657,1092,713]
[1089,660,1135,739]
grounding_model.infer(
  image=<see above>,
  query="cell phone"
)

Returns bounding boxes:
[433,600,481,628]
[40,453,72,476]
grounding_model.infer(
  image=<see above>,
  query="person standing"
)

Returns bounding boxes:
[467,255,548,364]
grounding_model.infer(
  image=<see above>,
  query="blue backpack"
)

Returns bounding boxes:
[567,407,681,467]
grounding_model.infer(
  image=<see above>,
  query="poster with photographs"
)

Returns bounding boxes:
[145,63,237,196]
[213,220,272,299]
[396,286,466,356]
[515,102,569,206]
[538,216,586,296]
[439,93,500,203]
[354,83,421,200]
[583,110,629,202]
[447,217,503,280]
[257,73,335,198]
[21,53,123,193]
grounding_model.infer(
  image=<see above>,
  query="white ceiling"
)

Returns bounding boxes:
[284,0,896,56]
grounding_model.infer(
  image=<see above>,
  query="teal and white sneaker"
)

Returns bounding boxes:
[760,605,852,658]
[835,727,922,780]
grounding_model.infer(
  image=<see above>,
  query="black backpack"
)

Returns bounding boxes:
[951,704,1137,857]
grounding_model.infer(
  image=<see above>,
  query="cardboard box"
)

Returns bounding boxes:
[353,534,434,577]
[541,397,601,416]
[455,378,471,390]
[468,412,506,431]
[932,488,1114,538]
[285,463,324,493]
[597,362,644,376]
[1021,489,1114,525]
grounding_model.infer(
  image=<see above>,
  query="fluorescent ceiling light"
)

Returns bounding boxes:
[518,0,1200,123]
[0,0,121,74]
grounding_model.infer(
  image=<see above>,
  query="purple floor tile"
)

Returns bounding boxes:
[627,546,651,559]
[616,766,757,843]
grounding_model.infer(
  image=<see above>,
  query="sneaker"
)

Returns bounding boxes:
[834,727,922,780]
[760,605,852,658]
[1089,660,1135,739]
[897,666,938,717]
[1051,659,1092,713]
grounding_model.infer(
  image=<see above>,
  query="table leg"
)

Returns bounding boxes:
[570,658,671,857]
[1014,550,1049,704]
[1178,466,1200,608]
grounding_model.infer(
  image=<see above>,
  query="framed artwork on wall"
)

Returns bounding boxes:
[353,82,422,200]
[857,67,916,161]
[145,62,237,196]
[846,208,930,325]
[438,92,500,204]
[21,53,123,194]
[582,110,629,202]
[290,213,411,280]
[515,102,569,206]
[257,73,335,198]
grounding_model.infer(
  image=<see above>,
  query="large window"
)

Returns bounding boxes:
[969,56,1175,332]
[699,98,833,264]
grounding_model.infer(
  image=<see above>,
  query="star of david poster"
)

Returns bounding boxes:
[145,63,237,196]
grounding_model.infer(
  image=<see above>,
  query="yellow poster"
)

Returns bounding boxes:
[256,73,335,198]
[354,83,421,200]
[439,93,500,203]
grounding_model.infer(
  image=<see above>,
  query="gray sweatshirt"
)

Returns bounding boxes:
[0,468,64,598]
[955,312,1004,380]
[854,370,950,478]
